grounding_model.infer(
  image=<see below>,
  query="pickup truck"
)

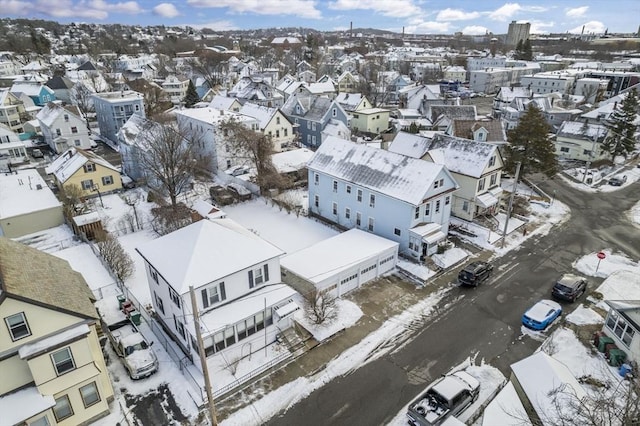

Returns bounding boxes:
[407,371,480,426]
[107,322,158,380]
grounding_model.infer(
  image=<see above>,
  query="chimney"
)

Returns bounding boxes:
[350,21,353,38]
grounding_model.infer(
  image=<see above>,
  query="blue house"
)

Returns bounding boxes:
[307,137,459,258]
[281,92,349,148]
[11,74,56,107]
[92,90,145,147]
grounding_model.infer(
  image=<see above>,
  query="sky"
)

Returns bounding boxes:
[2,0,639,36]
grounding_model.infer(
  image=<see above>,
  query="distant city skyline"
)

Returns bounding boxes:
[2,1,639,36]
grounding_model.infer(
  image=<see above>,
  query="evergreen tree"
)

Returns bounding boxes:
[514,39,524,59]
[182,80,200,108]
[602,88,639,160]
[522,39,533,61]
[505,105,559,178]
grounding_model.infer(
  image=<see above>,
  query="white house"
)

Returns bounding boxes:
[135,218,299,369]
[162,75,190,105]
[238,103,296,151]
[307,137,458,258]
[0,124,27,171]
[555,121,609,162]
[37,103,92,154]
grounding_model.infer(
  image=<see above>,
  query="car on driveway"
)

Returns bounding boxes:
[551,274,587,302]
[458,261,493,287]
[522,299,562,331]
[225,165,250,177]
[31,148,44,159]
[608,176,627,186]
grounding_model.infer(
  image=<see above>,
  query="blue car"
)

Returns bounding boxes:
[522,299,562,330]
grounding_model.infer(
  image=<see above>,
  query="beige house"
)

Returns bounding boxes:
[162,75,190,105]
[0,89,26,133]
[46,148,122,198]
[0,237,114,425]
[350,108,391,134]
[238,103,296,151]
[337,71,361,93]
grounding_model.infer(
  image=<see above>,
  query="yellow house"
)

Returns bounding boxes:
[46,148,122,198]
[337,71,361,94]
[350,108,391,134]
[0,90,27,133]
[0,237,114,426]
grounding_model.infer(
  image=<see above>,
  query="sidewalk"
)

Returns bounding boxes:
[214,248,494,421]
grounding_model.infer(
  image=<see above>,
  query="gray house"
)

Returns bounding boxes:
[92,90,145,147]
[307,137,458,258]
[281,93,349,148]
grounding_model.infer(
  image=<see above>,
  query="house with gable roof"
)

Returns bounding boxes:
[307,136,458,258]
[554,120,609,162]
[335,93,371,115]
[0,89,27,133]
[447,119,507,145]
[208,95,242,112]
[337,71,361,93]
[389,132,504,221]
[239,103,295,151]
[37,102,92,154]
[228,76,283,108]
[0,237,114,426]
[281,93,349,148]
[10,74,56,107]
[46,148,122,197]
[136,218,299,368]
[426,104,477,132]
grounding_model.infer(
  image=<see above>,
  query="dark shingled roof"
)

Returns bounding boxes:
[451,119,506,142]
[77,61,98,71]
[45,75,75,90]
[428,105,476,123]
[0,237,98,320]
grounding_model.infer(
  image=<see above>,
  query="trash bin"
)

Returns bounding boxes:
[129,310,141,326]
[619,363,632,377]
[117,294,127,310]
[598,336,615,352]
[608,349,627,367]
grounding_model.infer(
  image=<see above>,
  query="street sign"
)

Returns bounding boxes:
[597,252,606,260]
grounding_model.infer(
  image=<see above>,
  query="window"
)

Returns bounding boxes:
[463,201,469,212]
[439,179,444,187]
[82,178,93,190]
[64,114,69,122]
[314,195,319,207]
[276,117,281,125]
[333,180,338,192]
[357,189,362,202]
[84,163,96,172]
[74,139,81,146]
[583,149,592,156]
[135,104,140,112]
[332,108,337,117]
[176,319,185,339]
[102,175,114,185]
[489,156,496,167]
[332,202,337,215]
[435,200,441,213]
[314,173,319,185]
[79,382,101,408]
[445,196,450,205]
[169,286,181,308]
[560,147,570,153]
[434,180,439,189]
[369,194,375,208]
[53,395,73,422]
[356,212,362,227]
[346,185,352,194]
[154,292,164,315]
[202,283,226,308]
[477,178,485,191]
[56,128,61,136]
[71,126,78,134]
[394,228,401,236]
[249,265,269,288]
[284,128,288,136]
[425,203,431,216]
[415,206,420,219]
[28,415,50,426]
[276,130,280,138]
[312,122,316,131]
[490,173,497,187]
[51,347,75,375]
[5,312,31,341]
[345,207,351,219]
[150,267,158,284]
[307,121,311,130]
[368,217,374,232]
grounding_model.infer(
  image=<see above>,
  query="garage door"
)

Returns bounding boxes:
[359,262,378,284]
[339,272,359,295]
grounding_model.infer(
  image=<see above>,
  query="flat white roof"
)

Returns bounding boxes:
[0,386,55,425]
[272,148,314,173]
[0,169,62,220]
[281,229,398,284]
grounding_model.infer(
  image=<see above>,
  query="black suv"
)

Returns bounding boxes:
[552,274,587,302]
[458,261,493,287]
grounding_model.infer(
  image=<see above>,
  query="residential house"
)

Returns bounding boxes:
[228,76,284,108]
[307,80,337,99]
[45,75,75,104]
[0,124,28,171]
[427,105,477,131]
[389,132,504,221]
[116,114,154,183]
[0,89,27,133]
[447,119,507,145]
[0,237,114,425]
[162,75,190,105]
[92,90,145,147]
[500,96,552,130]
[493,86,532,117]
[275,74,305,102]
[469,64,541,95]
[335,93,371,115]
[208,95,242,112]
[37,103,92,154]
[135,218,299,369]
[46,148,122,197]
[555,121,608,162]
[11,74,56,107]
[281,93,349,148]
[443,66,467,82]
[398,84,448,113]
[239,103,296,151]
[350,108,391,135]
[307,137,458,258]
[298,69,316,84]
[386,74,413,104]
[602,300,640,366]
[0,168,64,238]
[337,71,361,94]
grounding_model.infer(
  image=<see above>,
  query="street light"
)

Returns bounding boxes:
[92,184,104,208]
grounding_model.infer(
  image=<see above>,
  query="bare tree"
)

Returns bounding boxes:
[120,192,142,231]
[126,78,172,119]
[304,289,338,325]
[60,183,89,217]
[96,234,135,284]
[70,82,94,132]
[188,50,228,89]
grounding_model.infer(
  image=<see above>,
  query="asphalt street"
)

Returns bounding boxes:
[267,175,640,426]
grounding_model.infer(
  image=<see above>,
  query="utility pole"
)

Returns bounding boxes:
[189,286,218,426]
[501,161,521,248]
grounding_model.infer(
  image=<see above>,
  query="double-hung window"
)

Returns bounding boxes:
[249,265,270,288]
[53,395,73,422]
[52,347,75,375]
[369,194,375,208]
[201,282,226,309]
[79,382,101,408]
[5,312,31,340]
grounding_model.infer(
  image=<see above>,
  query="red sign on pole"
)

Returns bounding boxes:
[597,251,606,260]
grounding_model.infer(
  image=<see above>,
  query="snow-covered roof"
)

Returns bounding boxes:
[36,102,80,128]
[427,134,499,178]
[307,81,336,95]
[511,351,586,425]
[175,107,256,126]
[482,382,531,426]
[239,103,278,129]
[192,199,226,219]
[45,148,119,184]
[388,132,432,158]
[195,283,298,335]
[335,92,364,112]
[0,169,62,220]
[18,323,90,359]
[272,148,314,173]
[0,386,55,426]
[307,136,449,205]
[557,121,608,141]
[208,95,240,111]
[281,229,398,284]
[136,218,284,294]
[72,211,101,226]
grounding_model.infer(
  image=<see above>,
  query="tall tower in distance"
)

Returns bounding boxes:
[506,21,531,46]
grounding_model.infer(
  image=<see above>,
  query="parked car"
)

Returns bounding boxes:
[522,299,562,331]
[226,183,252,201]
[551,274,587,302]
[31,148,44,159]
[608,176,627,186]
[458,261,493,287]
[225,165,250,177]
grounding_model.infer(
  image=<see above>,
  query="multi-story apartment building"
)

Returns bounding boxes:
[92,90,145,147]
[466,56,507,72]
[506,21,531,46]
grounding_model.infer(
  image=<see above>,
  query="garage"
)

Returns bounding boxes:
[281,229,399,298]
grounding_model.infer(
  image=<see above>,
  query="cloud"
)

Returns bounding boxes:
[405,21,451,34]
[529,20,555,34]
[461,25,489,35]
[488,3,522,21]
[188,20,239,31]
[436,8,480,21]
[328,0,422,18]
[1,0,111,19]
[88,0,144,14]
[568,20,606,34]
[186,0,322,19]
[566,6,588,18]
[153,3,180,18]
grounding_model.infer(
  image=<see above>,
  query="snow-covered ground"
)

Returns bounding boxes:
[560,163,640,193]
